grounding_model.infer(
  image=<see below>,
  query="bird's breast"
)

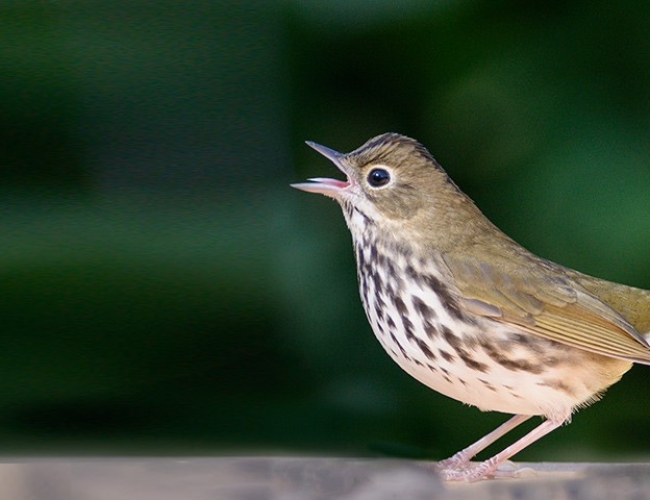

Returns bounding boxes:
[352,240,631,422]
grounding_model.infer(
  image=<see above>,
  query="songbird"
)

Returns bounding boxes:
[292,133,650,481]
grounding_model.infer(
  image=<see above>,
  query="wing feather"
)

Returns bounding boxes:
[442,252,650,364]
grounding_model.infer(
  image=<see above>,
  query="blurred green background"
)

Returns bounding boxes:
[1,0,650,462]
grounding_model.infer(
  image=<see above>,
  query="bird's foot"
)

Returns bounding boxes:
[435,459,517,482]
[436,450,471,469]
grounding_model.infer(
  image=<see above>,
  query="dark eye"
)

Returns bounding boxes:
[367,168,391,187]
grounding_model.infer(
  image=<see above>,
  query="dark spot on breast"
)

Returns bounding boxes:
[374,302,384,322]
[362,276,370,300]
[390,332,409,359]
[393,296,407,315]
[415,338,436,360]
[480,340,543,374]
[512,333,530,345]
[370,243,378,261]
[412,295,437,322]
[502,358,543,374]
[376,251,385,268]
[384,282,395,301]
[446,300,469,322]
[443,328,489,373]
[356,245,365,270]
[478,379,497,392]
[391,296,416,340]
[423,321,438,339]
[439,350,454,363]
[459,355,489,373]
[371,271,383,294]
[402,315,415,341]
[543,356,561,366]
[422,275,465,321]
[442,327,461,349]
[405,264,418,280]
[537,379,576,397]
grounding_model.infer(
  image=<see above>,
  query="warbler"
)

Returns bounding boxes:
[292,133,650,481]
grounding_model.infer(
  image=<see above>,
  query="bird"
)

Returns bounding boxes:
[291,132,650,481]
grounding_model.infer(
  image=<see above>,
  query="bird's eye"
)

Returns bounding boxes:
[367,168,391,187]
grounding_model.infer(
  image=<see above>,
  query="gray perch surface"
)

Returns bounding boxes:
[1,457,649,499]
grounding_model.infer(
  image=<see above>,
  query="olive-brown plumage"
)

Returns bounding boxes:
[292,133,650,481]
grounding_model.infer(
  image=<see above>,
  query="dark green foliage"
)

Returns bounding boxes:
[0,0,649,459]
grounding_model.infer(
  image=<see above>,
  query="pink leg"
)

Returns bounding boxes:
[440,418,562,482]
[438,414,531,468]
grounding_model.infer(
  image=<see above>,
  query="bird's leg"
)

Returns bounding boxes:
[440,418,562,482]
[437,414,531,468]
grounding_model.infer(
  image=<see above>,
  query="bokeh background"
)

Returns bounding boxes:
[2,0,650,461]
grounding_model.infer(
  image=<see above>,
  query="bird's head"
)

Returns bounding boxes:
[292,133,470,243]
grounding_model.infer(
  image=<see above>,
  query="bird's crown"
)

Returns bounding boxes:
[345,132,439,171]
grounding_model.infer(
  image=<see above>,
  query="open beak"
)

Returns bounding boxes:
[291,141,351,197]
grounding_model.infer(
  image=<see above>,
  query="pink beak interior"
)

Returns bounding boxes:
[291,141,351,196]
